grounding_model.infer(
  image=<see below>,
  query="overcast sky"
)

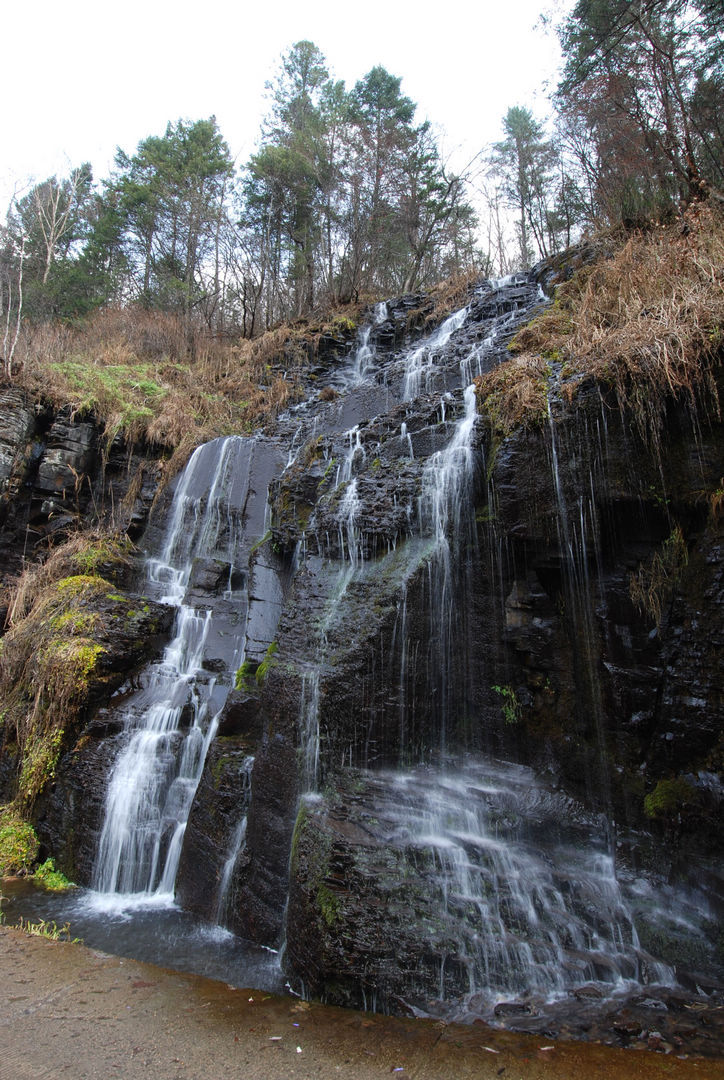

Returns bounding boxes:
[1,0,568,214]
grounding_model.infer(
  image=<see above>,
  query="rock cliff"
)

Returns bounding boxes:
[0,234,721,1029]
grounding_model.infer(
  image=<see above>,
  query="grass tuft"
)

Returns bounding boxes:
[0,806,39,876]
[0,532,133,807]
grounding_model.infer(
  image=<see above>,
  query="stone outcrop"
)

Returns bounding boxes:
[0,393,166,616]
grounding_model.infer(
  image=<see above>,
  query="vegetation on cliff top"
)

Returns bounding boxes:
[9,307,333,461]
[476,202,724,444]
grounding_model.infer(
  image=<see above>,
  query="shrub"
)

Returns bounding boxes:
[0,807,39,876]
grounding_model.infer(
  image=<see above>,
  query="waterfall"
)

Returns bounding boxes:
[417,384,479,747]
[37,270,715,1027]
[364,760,675,1007]
[91,436,253,907]
[403,304,469,400]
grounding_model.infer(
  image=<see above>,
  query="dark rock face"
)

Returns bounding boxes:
[0,396,165,603]
[33,734,122,882]
[286,780,467,1010]
[175,735,257,927]
[233,731,299,944]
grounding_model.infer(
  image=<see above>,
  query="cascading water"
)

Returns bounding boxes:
[347,301,388,385]
[91,437,254,905]
[336,758,676,1012]
[403,303,470,400]
[417,385,479,747]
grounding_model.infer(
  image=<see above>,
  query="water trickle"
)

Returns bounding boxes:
[347,302,388,385]
[546,394,611,813]
[403,304,469,400]
[215,755,255,927]
[338,478,363,568]
[417,385,479,746]
[399,422,414,459]
[300,670,321,792]
[336,426,366,486]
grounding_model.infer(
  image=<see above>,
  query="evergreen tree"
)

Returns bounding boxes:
[111,118,233,314]
[245,41,332,317]
[493,107,555,268]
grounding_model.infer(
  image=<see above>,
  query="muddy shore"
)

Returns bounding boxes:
[1,926,722,1080]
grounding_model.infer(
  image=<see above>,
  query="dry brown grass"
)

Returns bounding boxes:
[6,531,133,628]
[9,308,305,460]
[404,269,481,332]
[629,525,689,630]
[475,354,550,439]
[493,203,724,443]
[426,269,481,323]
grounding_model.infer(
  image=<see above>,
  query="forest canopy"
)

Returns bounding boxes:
[1,5,722,352]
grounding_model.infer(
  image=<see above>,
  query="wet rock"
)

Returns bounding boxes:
[612,1014,643,1037]
[176,738,255,925]
[215,691,263,738]
[233,731,299,946]
[27,591,174,881]
[572,984,604,1000]
[185,556,243,600]
[33,733,123,882]
[494,1002,537,1018]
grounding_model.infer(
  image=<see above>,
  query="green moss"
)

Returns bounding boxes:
[255,641,278,686]
[234,659,255,692]
[331,315,357,334]
[290,801,309,865]
[54,574,113,597]
[18,728,65,803]
[643,777,698,820]
[32,858,76,892]
[0,807,39,876]
[50,610,101,634]
[317,883,341,927]
[40,639,104,685]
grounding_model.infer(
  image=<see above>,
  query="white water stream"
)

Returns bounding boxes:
[364,758,676,1007]
[90,437,252,908]
[403,304,470,400]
